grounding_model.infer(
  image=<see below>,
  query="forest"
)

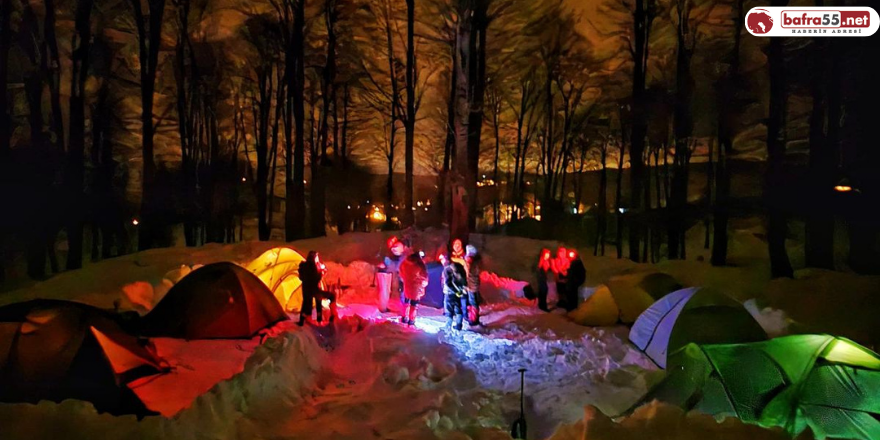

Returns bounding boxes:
[0,0,878,283]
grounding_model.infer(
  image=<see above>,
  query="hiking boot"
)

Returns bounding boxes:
[407,319,415,326]
[297,316,306,327]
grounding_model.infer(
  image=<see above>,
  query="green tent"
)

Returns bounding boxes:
[641,334,880,440]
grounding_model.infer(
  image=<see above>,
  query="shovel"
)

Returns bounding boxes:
[510,368,527,439]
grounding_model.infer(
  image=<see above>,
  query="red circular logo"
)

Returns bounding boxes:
[747,9,774,34]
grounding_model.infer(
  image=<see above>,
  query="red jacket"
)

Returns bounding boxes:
[399,254,429,301]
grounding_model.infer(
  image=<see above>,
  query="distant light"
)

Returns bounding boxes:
[424,207,428,211]
[417,201,423,207]
[572,207,578,214]
[241,177,247,182]
[834,185,853,193]
[619,208,627,213]
[132,218,139,226]
[347,205,351,209]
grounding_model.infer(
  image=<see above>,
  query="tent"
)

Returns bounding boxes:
[568,285,619,326]
[608,272,681,323]
[140,262,288,339]
[640,335,880,440]
[0,300,166,416]
[629,287,766,368]
[244,247,306,311]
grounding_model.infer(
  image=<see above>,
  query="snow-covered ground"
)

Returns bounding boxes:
[4,227,873,439]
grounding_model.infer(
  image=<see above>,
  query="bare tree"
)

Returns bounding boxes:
[128,0,166,250]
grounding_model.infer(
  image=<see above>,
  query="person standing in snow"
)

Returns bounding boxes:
[535,249,552,312]
[439,253,467,330]
[564,249,586,312]
[379,237,406,315]
[552,247,571,310]
[399,252,429,326]
[298,251,325,326]
[450,238,468,274]
[465,244,483,326]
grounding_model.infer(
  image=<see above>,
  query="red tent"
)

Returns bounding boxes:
[140,262,288,339]
[0,300,166,416]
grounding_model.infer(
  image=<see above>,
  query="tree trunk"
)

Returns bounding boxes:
[341,83,350,168]
[492,98,501,227]
[616,141,625,259]
[312,0,337,237]
[804,9,835,270]
[711,0,742,266]
[66,0,94,269]
[404,0,416,227]
[130,0,165,251]
[765,2,794,278]
[43,0,64,153]
[383,2,399,222]
[0,0,11,155]
[668,2,694,260]
[466,7,488,231]
[288,0,306,241]
[596,142,608,256]
[628,0,653,262]
[440,38,457,226]
[450,16,472,244]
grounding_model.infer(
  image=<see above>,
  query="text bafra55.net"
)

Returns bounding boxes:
[745,6,878,36]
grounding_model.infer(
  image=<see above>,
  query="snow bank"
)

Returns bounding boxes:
[549,401,811,440]
[0,329,325,440]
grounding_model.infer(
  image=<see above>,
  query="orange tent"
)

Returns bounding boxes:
[140,262,288,339]
[0,300,166,416]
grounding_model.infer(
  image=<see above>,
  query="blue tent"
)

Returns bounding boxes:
[423,262,445,309]
[629,287,767,368]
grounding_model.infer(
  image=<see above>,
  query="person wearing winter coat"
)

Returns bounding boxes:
[564,250,586,312]
[398,252,429,326]
[298,251,327,326]
[439,253,468,330]
[465,245,483,326]
[552,247,571,310]
[535,249,552,312]
[380,236,406,309]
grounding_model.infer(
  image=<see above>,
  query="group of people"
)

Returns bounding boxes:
[380,237,482,329]
[297,238,583,328]
[535,246,585,312]
[297,251,338,326]
[439,239,482,330]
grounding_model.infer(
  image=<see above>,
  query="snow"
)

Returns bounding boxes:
[548,401,805,440]
[2,227,874,439]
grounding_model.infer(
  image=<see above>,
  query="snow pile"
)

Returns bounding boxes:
[743,299,792,338]
[549,401,810,440]
[480,271,530,303]
[0,329,325,440]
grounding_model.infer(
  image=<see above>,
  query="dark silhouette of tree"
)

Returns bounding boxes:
[128,0,166,251]
[804,0,836,270]
[65,0,96,269]
[711,0,744,266]
[765,0,793,278]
